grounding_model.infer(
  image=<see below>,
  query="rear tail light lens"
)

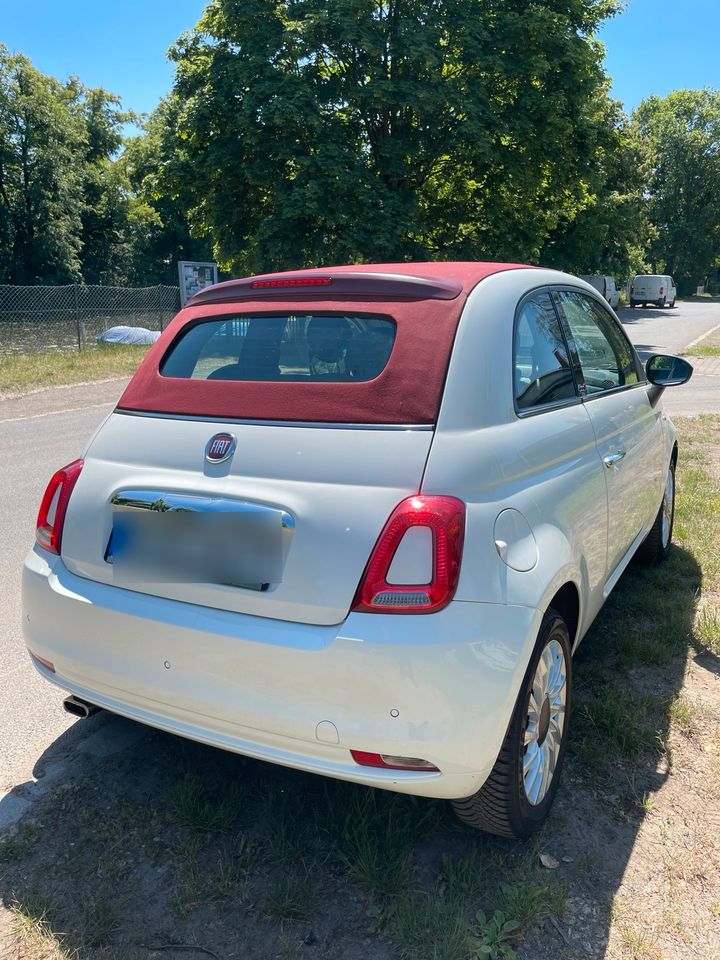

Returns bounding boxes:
[660,286,664,295]
[351,750,440,772]
[36,459,84,555]
[352,495,465,614]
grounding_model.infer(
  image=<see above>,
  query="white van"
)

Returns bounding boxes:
[629,275,677,308]
[580,275,620,309]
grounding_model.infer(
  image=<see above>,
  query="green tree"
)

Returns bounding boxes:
[633,89,720,294]
[541,100,649,278]
[121,99,215,285]
[162,0,622,274]
[0,45,86,283]
[77,86,137,284]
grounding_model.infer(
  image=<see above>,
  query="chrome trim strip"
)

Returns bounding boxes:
[114,408,433,431]
[110,489,295,529]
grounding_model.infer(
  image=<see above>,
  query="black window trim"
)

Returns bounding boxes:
[512,285,583,419]
[551,286,648,403]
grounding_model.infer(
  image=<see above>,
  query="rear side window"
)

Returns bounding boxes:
[514,292,576,411]
[555,291,639,395]
[161,314,396,382]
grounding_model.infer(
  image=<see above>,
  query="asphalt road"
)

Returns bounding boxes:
[617,298,720,357]
[1,301,719,794]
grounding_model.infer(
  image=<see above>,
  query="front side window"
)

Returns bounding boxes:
[514,292,576,411]
[161,314,396,382]
[555,291,639,395]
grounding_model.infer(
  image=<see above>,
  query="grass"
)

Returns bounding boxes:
[667,695,700,736]
[11,895,69,960]
[170,839,251,917]
[169,774,248,835]
[619,926,663,959]
[0,823,39,863]
[696,604,720,655]
[684,344,720,358]
[0,343,149,396]
[265,868,315,921]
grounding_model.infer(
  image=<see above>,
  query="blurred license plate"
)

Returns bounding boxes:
[108,510,283,587]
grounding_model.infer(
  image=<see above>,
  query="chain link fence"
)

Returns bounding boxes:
[0,284,181,355]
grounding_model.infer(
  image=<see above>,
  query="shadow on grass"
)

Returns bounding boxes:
[0,544,715,960]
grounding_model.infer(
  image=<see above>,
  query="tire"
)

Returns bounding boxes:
[629,300,637,308]
[452,609,572,839]
[636,460,675,565]
[670,298,677,308]
[657,297,666,308]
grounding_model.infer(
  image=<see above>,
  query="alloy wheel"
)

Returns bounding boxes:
[523,638,567,806]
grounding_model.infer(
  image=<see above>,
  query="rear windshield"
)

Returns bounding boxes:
[160,314,396,383]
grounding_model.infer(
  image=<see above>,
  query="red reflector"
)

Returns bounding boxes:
[351,750,440,772]
[250,277,332,289]
[30,652,55,673]
[352,495,465,614]
[36,458,84,555]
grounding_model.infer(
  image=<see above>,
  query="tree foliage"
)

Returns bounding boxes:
[77,86,139,284]
[163,0,622,273]
[3,22,720,290]
[0,45,200,286]
[121,100,215,284]
[0,46,86,283]
[633,89,720,294]
[541,100,649,276]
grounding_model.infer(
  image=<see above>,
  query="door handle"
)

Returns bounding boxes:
[603,450,626,468]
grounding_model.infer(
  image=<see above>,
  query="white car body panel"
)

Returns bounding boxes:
[24,544,543,799]
[580,388,664,575]
[22,265,680,800]
[62,414,433,626]
[424,270,609,638]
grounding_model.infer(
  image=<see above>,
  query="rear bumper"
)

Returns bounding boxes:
[23,546,542,800]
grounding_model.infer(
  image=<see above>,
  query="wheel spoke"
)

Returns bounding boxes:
[522,636,569,807]
[524,720,538,746]
[538,746,551,799]
[527,748,544,803]
[523,741,540,776]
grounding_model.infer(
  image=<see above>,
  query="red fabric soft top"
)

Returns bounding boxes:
[118,261,530,425]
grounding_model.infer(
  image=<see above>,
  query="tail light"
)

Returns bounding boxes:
[660,286,664,295]
[352,495,465,614]
[351,750,440,772]
[36,459,84,555]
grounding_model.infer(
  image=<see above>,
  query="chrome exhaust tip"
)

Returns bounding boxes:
[63,695,99,719]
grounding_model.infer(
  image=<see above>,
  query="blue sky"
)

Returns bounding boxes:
[599,0,720,110]
[1,0,719,119]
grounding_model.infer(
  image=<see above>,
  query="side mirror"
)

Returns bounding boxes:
[646,354,693,387]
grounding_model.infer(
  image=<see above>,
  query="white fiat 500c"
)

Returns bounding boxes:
[23,262,693,838]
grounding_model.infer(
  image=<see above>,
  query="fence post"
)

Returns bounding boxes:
[74,284,83,351]
[158,285,164,332]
